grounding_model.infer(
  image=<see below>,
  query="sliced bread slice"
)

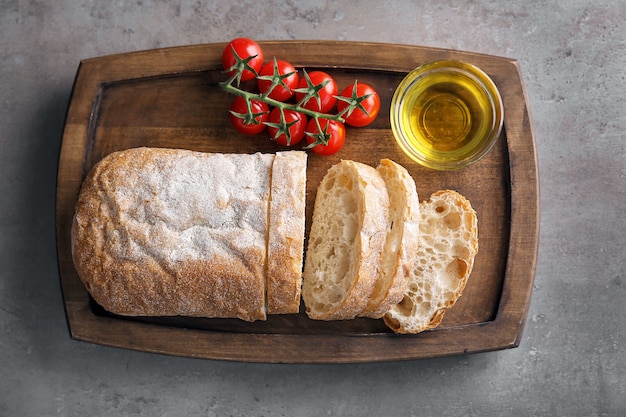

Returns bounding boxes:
[266,151,308,314]
[383,190,478,334]
[359,159,420,319]
[302,160,389,320]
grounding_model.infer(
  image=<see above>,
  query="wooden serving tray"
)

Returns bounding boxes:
[56,41,538,363]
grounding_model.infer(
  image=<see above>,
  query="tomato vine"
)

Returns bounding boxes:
[219,38,378,153]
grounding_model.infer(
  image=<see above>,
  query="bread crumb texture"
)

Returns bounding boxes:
[303,165,360,316]
[383,190,478,334]
[302,160,389,320]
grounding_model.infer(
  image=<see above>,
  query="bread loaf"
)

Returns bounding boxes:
[383,190,478,334]
[301,160,389,320]
[71,147,307,322]
[358,159,420,319]
[73,147,478,330]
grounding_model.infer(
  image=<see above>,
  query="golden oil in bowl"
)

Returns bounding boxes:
[390,60,503,170]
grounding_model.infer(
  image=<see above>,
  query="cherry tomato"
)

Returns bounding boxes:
[229,96,269,135]
[336,82,381,127]
[295,71,338,113]
[305,118,346,156]
[267,107,307,146]
[222,38,264,83]
[258,59,299,102]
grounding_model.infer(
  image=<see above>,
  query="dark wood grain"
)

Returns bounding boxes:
[56,41,538,363]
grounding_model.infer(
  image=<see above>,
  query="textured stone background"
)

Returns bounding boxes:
[1,1,624,416]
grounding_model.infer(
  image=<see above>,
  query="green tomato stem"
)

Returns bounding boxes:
[219,80,345,122]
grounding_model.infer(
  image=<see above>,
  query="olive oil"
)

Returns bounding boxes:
[391,61,503,170]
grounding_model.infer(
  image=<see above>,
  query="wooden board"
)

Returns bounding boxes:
[56,41,539,363]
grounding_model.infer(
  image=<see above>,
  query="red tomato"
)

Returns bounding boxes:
[267,107,307,146]
[257,59,299,102]
[229,96,269,135]
[305,118,346,156]
[295,71,338,113]
[336,82,381,127]
[222,38,264,82]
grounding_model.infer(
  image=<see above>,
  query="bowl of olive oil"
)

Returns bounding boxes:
[390,60,503,170]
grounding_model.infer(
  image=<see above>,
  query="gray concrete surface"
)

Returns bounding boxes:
[1,1,624,416]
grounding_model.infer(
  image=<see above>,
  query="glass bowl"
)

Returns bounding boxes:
[390,60,504,171]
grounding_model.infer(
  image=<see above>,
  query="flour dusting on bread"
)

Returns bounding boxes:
[71,147,307,322]
[267,151,308,314]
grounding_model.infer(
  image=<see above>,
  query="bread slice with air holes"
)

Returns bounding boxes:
[383,190,478,334]
[358,159,420,319]
[302,159,389,320]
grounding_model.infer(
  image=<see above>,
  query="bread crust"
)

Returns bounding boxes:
[359,159,420,318]
[71,147,275,321]
[383,190,478,334]
[266,151,307,314]
[302,160,389,320]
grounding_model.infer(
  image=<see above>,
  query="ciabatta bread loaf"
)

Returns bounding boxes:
[359,159,420,319]
[383,190,478,334]
[302,160,389,320]
[71,147,307,322]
